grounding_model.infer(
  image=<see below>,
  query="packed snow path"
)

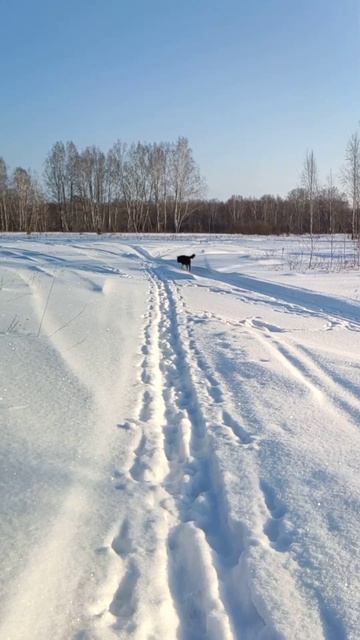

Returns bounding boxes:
[0,235,359,640]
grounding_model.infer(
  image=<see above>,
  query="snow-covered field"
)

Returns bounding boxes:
[0,234,359,640]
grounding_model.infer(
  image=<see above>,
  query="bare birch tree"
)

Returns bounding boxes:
[301,150,318,266]
[65,141,80,227]
[11,168,45,232]
[341,132,360,239]
[149,142,169,232]
[0,133,352,235]
[77,146,107,231]
[325,170,337,264]
[44,142,69,230]
[169,137,204,232]
[13,167,32,230]
[0,158,9,231]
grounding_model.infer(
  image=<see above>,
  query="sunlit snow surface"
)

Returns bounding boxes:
[0,233,359,640]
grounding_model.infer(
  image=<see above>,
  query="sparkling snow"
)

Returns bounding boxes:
[0,234,359,640]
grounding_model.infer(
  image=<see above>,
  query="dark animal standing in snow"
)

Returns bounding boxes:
[177,254,195,272]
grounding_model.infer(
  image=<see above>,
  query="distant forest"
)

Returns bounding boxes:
[1,133,359,236]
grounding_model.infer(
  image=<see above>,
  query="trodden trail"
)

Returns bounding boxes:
[1,235,359,640]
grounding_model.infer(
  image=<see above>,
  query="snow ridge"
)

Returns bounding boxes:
[1,235,359,640]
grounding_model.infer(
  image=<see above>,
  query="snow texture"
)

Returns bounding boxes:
[0,233,359,640]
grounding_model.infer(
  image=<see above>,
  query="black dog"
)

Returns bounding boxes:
[177,254,195,272]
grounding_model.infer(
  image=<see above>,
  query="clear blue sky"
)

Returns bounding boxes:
[1,0,359,199]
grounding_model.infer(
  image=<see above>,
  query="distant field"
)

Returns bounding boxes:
[0,234,359,640]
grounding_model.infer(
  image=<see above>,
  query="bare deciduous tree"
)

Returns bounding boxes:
[341,132,360,239]
[66,141,80,226]
[10,167,45,233]
[77,146,107,231]
[301,150,318,266]
[13,167,31,231]
[149,142,169,232]
[44,142,69,231]
[0,158,9,231]
[0,133,356,237]
[169,137,204,232]
[326,170,337,264]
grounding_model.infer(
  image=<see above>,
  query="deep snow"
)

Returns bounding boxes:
[0,234,359,640]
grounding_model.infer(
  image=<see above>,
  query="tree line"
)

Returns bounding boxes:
[0,132,359,235]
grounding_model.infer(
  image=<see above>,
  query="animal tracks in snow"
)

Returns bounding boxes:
[100,269,272,639]
[243,317,360,432]
[187,304,360,435]
[260,481,294,553]
[89,251,360,640]
[2,237,359,640]
[222,410,259,448]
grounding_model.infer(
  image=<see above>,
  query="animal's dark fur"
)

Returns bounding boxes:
[177,254,195,271]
